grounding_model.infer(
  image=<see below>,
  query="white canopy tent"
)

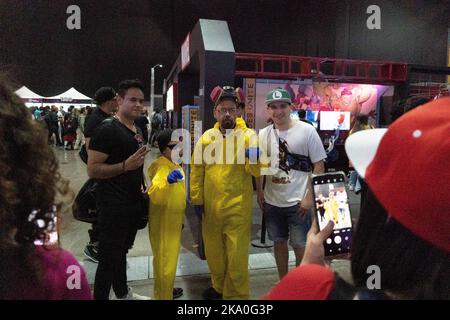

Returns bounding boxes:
[14,86,45,107]
[44,87,92,101]
[15,86,45,100]
[43,87,93,110]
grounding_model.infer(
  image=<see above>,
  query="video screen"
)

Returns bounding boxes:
[166,85,174,111]
[314,182,352,230]
[319,111,351,131]
[306,110,319,129]
[33,207,58,246]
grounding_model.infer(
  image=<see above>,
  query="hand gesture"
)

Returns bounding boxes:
[124,146,148,171]
[167,169,184,184]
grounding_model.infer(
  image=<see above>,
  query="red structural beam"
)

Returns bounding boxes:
[235,52,407,83]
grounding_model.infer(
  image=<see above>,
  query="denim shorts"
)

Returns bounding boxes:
[264,202,312,248]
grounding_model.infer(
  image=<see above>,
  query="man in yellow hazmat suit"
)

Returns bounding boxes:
[190,86,266,300]
[147,129,185,299]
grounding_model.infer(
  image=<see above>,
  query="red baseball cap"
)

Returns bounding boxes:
[345,97,450,253]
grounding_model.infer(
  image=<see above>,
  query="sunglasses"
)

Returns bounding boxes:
[167,144,177,150]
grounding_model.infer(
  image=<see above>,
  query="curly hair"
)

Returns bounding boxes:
[0,76,71,298]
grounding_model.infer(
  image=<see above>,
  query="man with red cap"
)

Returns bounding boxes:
[264,97,450,300]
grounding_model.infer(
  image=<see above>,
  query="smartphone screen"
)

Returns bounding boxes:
[312,172,352,256]
[33,205,59,246]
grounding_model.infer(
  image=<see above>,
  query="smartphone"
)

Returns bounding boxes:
[33,206,59,246]
[312,172,352,256]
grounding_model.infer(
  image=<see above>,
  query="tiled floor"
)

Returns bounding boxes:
[55,145,359,299]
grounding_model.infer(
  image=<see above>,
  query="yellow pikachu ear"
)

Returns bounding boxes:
[210,86,223,104]
[235,87,245,103]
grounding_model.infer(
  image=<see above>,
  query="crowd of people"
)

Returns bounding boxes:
[1,72,448,300]
[30,104,89,150]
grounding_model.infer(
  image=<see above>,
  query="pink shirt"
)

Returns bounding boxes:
[6,247,92,300]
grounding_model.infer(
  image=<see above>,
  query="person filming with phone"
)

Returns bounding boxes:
[264,97,450,300]
[0,75,91,299]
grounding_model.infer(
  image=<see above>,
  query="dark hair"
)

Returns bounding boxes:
[117,79,145,98]
[237,102,245,110]
[298,109,306,118]
[0,76,71,298]
[355,114,369,125]
[351,188,450,299]
[157,129,173,153]
[350,114,371,134]
[390,96,431,123]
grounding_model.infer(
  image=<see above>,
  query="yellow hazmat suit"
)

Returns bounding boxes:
[147,156,186,299]
[190,117,264,299]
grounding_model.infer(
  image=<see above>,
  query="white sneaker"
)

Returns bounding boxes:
[113,287,151,300]
[348,185,354,191]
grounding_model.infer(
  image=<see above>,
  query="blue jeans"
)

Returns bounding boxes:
[264,203,312,248]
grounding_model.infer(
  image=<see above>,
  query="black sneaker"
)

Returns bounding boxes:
[172,287,183,299]
[202,287,222,300]
[83,243,99,263]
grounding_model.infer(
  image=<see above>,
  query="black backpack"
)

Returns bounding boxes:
[73,179,98,223]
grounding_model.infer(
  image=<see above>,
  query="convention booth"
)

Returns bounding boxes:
[163,19,450,255]
[164,19,413,173]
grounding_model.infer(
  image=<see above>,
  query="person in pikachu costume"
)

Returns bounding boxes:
[190,86,267,300]
[147,129,185,300]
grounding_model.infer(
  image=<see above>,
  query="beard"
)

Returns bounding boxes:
[221,118,235,129]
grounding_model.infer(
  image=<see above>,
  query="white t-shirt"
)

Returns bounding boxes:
[259,121,327,207]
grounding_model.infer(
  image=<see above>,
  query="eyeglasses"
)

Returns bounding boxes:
[167,144,177,150]
[216,108,237,115]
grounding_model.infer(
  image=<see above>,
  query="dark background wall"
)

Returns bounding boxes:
[0,0,449,98]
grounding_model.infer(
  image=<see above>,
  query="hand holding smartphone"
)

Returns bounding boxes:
[311,172,353,256]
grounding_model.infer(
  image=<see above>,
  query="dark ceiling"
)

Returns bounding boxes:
[0,0,449,98]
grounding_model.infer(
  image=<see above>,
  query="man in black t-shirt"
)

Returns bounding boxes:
[88,79,150,300]
[82,86,118,263]
[84,87,118,150]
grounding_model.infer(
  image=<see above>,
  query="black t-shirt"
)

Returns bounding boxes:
[134,115,149,141]
[84,107,109,138]
[135,115,149,132]
[46,111,59,129]
[89,118,144,206]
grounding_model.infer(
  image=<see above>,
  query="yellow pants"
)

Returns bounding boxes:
[203,212,251,299]
[149,210,184,299]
